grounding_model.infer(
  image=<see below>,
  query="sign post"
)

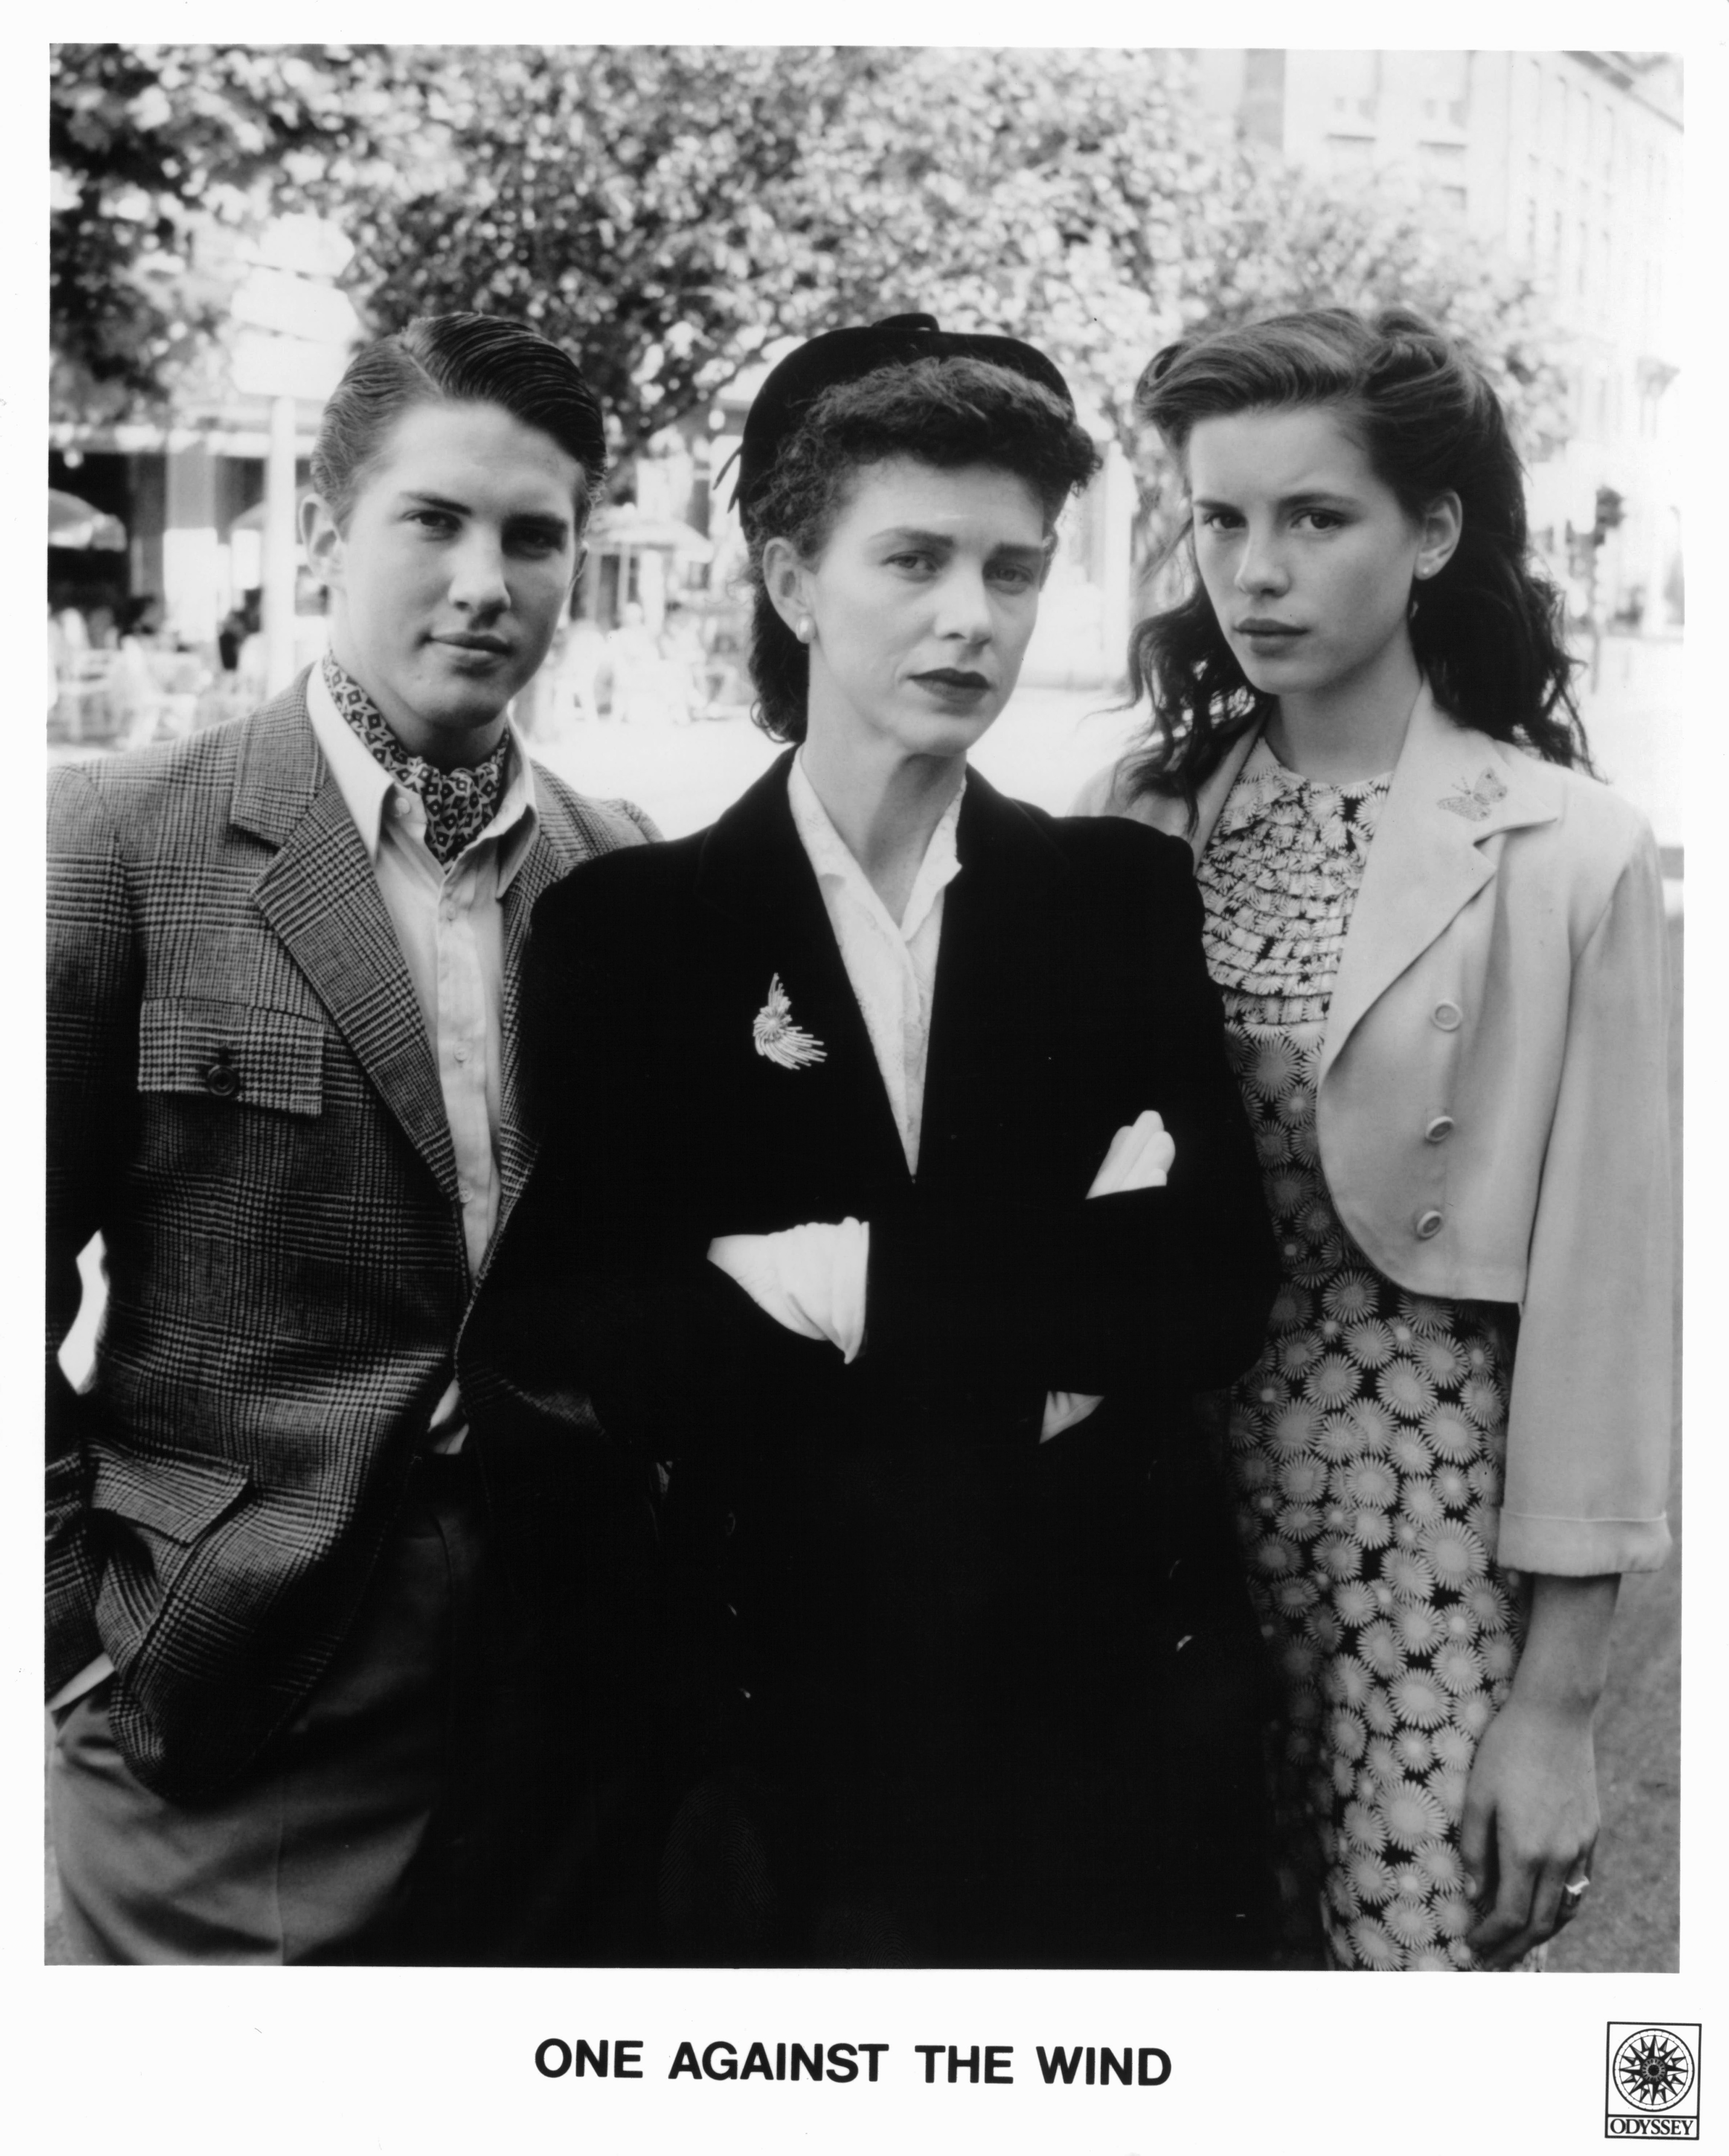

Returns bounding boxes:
[262,393,300,702]
[228,217,360,695]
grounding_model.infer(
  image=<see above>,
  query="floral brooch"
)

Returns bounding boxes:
[752,974,826,1070]
[1439,768,1508,822]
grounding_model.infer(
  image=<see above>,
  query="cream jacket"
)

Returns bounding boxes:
[1079,686,1673,1576]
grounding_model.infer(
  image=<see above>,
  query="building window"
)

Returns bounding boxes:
[1419,140,1468,221]
[1523,56,1543,135]
[1417,49,1471,129]
[1328,49,1382,122]
[1326,134,1377,168]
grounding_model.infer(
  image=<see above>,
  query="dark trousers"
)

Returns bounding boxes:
[51,1452,656,1965]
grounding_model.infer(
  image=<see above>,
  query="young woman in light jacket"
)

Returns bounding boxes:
[1079,306,1673,1970]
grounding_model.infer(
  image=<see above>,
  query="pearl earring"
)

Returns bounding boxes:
[795,614,814,644]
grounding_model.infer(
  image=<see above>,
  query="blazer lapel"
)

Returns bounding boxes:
[1319,686,1560,1082]
[236,688,459,1199]
[695,753,918,1199]
[917,772,1067,1199]
[495,823,577,1219]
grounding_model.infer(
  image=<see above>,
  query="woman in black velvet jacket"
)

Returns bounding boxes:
[496,316,1280,1967]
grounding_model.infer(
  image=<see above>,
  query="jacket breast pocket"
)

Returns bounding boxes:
[138,997,324,1116]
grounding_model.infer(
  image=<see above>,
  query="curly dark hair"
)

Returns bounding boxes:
[742,355,1101,743]
[1120,306,1589,820]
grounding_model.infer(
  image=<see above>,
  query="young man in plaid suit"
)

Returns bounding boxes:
[46,315,661,1963]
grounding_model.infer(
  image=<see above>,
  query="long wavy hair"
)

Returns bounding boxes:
[742,356,1100,744]
[1120,306,1589,818]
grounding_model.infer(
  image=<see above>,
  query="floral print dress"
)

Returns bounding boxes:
[1199,739,1530,1972]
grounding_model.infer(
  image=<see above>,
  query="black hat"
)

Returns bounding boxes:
[732,313,1076,526]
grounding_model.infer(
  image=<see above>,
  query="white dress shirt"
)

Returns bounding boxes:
[786,750,963,1175]
[306,662,541,1446]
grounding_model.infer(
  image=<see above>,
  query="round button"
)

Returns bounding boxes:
[1424,1114,1456,1143]
[1414,1207,1444,1239]
[204,1055,239,1099]
[1432,1000,1463,1031]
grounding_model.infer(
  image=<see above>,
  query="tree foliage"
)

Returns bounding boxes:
[49,43,427,422]
[51,39,1572,535]
[343,46,909,454]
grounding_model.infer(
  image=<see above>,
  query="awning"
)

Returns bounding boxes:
[228,486,315,534]
[50,488,126,551]
[590,505,714,562]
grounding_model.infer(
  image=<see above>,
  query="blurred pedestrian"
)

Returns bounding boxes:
[605,599,659,722]
[112,594,166,749]
[218,590,261,675]
[552,611,610,722]
[659,599,707,720]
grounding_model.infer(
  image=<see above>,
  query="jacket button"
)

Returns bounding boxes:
[1431,1000,1463,1031]
[204,1052,239,1099]
[1414,1208,1444,1239]
[1424,1114,1455,1143]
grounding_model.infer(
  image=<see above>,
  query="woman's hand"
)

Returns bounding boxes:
[1459,1691,1599,1967]
[1460,1570,1619,1967]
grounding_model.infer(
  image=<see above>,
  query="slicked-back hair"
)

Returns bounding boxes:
[742,355,1101,744]
[1121,306,1589,820]
[310,313,608,531]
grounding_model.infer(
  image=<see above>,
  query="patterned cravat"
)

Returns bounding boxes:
[322,653,511,867]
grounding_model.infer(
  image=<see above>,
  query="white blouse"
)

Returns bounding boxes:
[786,749,964,1174]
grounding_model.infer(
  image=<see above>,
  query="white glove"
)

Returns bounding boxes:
[1041,1109,1174,1443]
[707,1217,870,1363]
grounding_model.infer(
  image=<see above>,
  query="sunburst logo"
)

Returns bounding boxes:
[1613,2029,1695,2111]
[1606,2022,1700,2136]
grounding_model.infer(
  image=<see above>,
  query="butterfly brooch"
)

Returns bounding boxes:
[752,974,826,1070]
[1439,767,1509,822]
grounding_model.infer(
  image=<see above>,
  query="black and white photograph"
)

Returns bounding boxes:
[22,7,1715,2149]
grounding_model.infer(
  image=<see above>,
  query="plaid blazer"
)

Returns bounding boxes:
[46,675,655,1798]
